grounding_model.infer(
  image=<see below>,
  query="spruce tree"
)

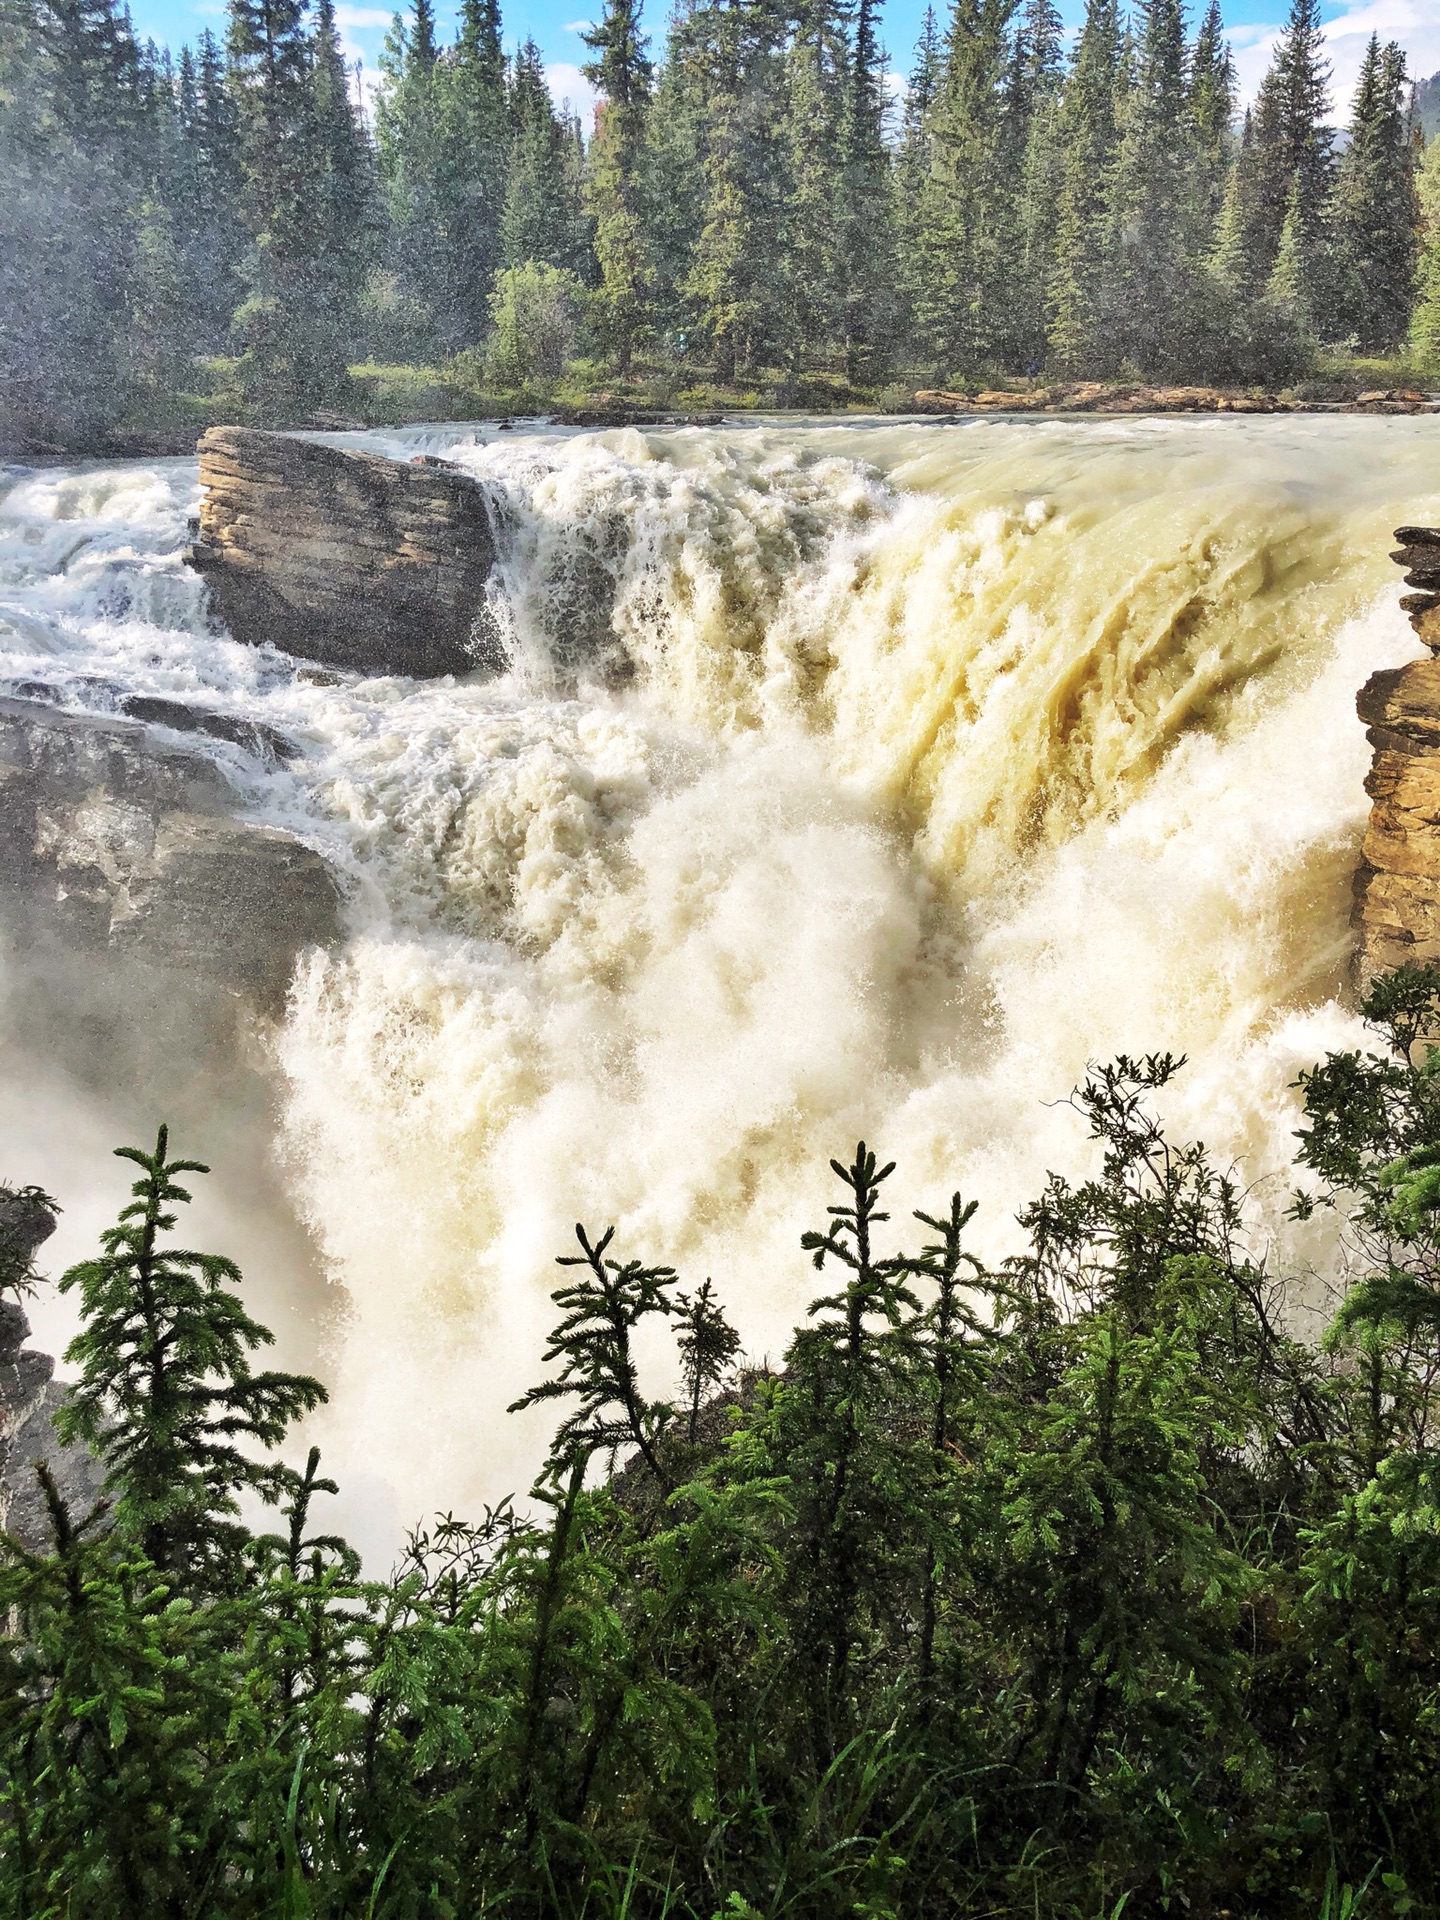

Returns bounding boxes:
[1047,0,1121,373]
[682,0,790,382]
[436,0,509,346]
[1328,36,1417,352]
[1412,126,1440,365]
[308,0,376,368]
[1105,0,1202,377]
[229,0,349,413]
[1005,0,1066,369]
[54,1128,326,1584]
[835,0,892,381]
[1244,0,1334,325]
[582,0,653,374]
[779,0,845,380]
[374,0,447,352]
[911,0,1018,377]
[500,38,590,279]
[1188,0,1235,225]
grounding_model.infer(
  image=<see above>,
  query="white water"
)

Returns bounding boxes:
[1,416,1435,1549]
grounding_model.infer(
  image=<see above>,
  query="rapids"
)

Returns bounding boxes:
[1,414,1435,1549]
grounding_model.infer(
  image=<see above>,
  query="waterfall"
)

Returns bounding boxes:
[2,416,1436,1547]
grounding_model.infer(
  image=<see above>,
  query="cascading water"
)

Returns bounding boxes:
[1,415,1436,1549]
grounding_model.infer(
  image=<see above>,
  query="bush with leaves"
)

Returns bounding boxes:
[12,989,1440,1915]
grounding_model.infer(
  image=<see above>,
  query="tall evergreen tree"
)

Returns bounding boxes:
[374,0,447,351]
[582,0,653,374]
[1105,0,1202,376]
[229,0,350,412]
[1328,36,1417,351]
[681,0,790,381]
[1412,123,1440,364]
[1046,0,1121,373]
[1242,0,1333,323]
[910,0,1018,376]
[835,0,892,380]
[501,37,589,278]
[435,0,508,345]
[1188,0,1235,224]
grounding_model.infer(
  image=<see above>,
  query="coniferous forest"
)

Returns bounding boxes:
[11,969,1440,1913]
[3,0,1440,445]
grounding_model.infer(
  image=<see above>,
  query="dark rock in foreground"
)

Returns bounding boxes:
[0,1188,101,1552]
[187,426,499,678]
[0,694,339,1009]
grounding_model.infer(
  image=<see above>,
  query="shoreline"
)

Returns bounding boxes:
[4,382,1439,464]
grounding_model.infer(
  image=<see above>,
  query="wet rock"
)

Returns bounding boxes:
[117,694,299,764]
[187,426,499,678]
[0,1188,98,1549]
[0,694,339,1009]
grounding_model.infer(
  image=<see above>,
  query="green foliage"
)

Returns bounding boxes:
[484,258,586,388]
[54,1126,326,1583]
[17,993,1440,1912]
[8,0,1440,439]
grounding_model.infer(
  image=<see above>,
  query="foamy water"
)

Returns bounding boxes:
[0,416,1432,1543]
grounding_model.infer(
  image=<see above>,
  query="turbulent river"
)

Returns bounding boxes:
[1,414,1436,1551]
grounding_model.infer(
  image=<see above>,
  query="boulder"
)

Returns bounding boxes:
[187,426,499,677]
[0,695,339,1009]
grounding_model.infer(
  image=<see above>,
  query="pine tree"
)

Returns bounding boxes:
[1047,0,1121,373]
[501,38,590,278]
[835,0,893,380]
[1105,0,1202,377]
[681,0,790,382]
[674,1278,741,1440]
[1188,0,1235,224]
[375,0,447,352]
[1005,0,1066,369]
[435,0,508,346]
[508,1222,678,1484]
[778,0,845,380]
[582,0,653,374]
[172,31,245,349]
[308,0,377,365]
[1328,36,1417,352]
[230,0,351,413]
[1244,0,1334,325]
[640,24,707,360]
[54,1128,326,1583]
[895,6,943,350]
[1412,126,1440,364]
[910,0,1018,377]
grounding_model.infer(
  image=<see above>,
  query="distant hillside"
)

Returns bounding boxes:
[1419,71,1440,141]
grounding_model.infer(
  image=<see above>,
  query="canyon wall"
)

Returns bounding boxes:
[1354,532,1440,979]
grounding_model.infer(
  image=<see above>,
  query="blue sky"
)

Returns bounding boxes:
[136,0,1440,124]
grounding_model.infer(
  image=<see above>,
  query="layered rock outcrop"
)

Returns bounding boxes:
[0,694,339,1008]
[187,426,499,677]
[1354,530,1440,979]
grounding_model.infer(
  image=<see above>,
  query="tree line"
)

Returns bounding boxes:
[10,968,1440,1912]
[1,0,1438,442]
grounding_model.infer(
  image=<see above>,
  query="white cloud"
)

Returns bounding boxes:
[545,59,599,126]
[335,4,394,25]
[564,19,593,33]
[1233,0,1440,112]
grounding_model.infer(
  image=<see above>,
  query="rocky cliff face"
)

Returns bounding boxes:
[1354,531,1440,979]
[187,426,499,677]
[0,694,339,1009]
[0,1187,101,1551]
